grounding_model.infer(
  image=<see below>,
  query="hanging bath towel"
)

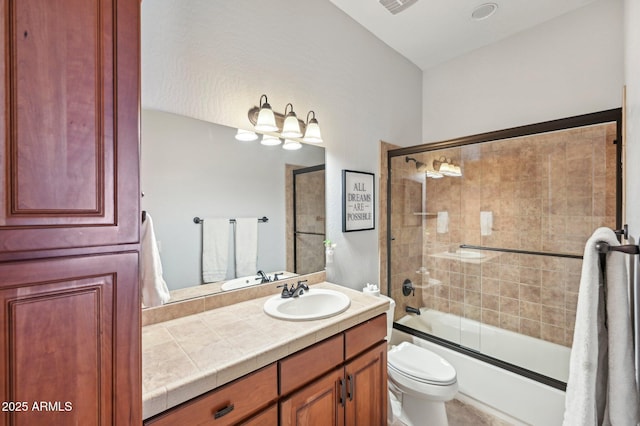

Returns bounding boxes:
[563,227,640,425]
[235,217,258,277]
[202,218,229,283]
[140,213,171,307]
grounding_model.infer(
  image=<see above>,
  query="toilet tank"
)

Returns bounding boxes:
[379,294,396,340]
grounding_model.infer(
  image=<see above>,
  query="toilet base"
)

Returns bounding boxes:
[405,396,448,426]
[390,390,449,426]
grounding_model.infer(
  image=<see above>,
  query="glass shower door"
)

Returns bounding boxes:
[293,165,325,274]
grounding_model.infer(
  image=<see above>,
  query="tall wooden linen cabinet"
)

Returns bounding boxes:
[0,0,142,425]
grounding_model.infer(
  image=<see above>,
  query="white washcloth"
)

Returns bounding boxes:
[437,211,449,234]
[480,211,493,236]
[140,213,170,307]
[202,218,229,283]
[563,227,640,426]
[235,218,258,277]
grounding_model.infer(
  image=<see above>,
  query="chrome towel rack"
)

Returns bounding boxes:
[595,241,640,255]
[193,216,269,224]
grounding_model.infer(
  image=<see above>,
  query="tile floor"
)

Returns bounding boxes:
[389,398,515,426]
[446,399,514,425]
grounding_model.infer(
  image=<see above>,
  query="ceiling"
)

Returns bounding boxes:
[328,0,597,70]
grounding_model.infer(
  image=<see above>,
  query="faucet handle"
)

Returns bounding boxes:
[297,280,309,290]
[277,283,291,298]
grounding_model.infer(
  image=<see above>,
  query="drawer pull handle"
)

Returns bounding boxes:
[213,403,235,419]
[347,374,354,401]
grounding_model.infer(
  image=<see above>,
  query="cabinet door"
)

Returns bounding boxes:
[0,0,140,258]
[345,341,388,426]
[0,252,140,426]
[280,368,345,426]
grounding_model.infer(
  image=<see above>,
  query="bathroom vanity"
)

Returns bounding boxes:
[142,282,389,425]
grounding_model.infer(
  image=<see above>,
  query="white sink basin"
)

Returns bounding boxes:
[263,289,351,321]
[221,276,259,291]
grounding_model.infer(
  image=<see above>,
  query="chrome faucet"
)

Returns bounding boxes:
[277,280,309,298]
[290,280,309,298]
[256,270,271,283]
[405,306,421,315]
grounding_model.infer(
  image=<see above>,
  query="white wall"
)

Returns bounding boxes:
[142,0,423,290]
[141,110,324,290]
[422,0,623,143]
[625,1,640,239]
[624,0,640,386]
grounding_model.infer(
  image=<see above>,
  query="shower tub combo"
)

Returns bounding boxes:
[385,109,623,425]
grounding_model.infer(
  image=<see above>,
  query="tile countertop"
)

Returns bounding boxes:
[142,282,389,420]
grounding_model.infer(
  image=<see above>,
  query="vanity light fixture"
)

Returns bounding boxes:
[260,134,282,146]
[255,95,278,132]
[302,111,323,143]
[282,139,302,150]
[246,94,323,144]
[281,103,303,138]
[407,155,444,179]
[235,128,259,141]
[432,157,462,177]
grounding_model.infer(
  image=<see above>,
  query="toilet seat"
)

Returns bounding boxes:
[388,342,457,386]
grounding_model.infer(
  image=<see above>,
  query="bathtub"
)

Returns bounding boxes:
[394,309,567,425]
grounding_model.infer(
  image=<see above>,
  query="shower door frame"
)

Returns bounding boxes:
[386,108,623,391]
[292,164,326,273]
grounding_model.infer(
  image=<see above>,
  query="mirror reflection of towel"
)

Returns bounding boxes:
[437,211,448,234]
[480,211,493,236]
[235,218,258,277]
[202,218,229,283]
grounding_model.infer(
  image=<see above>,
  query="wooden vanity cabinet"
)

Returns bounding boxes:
[143,314,387,426]
[280,314,388,426]
[0,0,142,424]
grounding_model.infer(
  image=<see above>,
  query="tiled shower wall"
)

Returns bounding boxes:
[286,166,326,274]
[388,123,617,347]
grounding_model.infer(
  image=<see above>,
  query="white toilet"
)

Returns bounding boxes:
[381,295,458,426]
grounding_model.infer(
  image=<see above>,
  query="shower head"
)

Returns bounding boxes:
[405,156,426,171]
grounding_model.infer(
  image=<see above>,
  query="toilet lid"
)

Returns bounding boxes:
[388,342,456,385]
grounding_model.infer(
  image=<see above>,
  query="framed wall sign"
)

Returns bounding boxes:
[342,170,375,232]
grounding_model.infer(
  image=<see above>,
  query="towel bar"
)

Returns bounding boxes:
[595,241,640,255]
[193,216,269,224]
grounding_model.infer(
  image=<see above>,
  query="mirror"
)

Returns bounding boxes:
[141,109,326,305]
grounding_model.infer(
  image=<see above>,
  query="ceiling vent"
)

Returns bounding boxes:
[379,0,419,15]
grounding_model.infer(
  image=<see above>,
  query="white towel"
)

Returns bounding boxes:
[480,211,493,236]
[235,218,258,277]
[140,213,171,307]
[563,227,640,426]
[437,211,449,234]
[202,218,229,283]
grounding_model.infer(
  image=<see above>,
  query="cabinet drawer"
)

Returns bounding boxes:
[280,333,344,395]
[238,403,277,426]
[344,314,386,360]
[145,364,277,426]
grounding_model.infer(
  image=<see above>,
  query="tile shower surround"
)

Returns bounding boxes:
[285,165,326,275]
[387,123,617,347]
